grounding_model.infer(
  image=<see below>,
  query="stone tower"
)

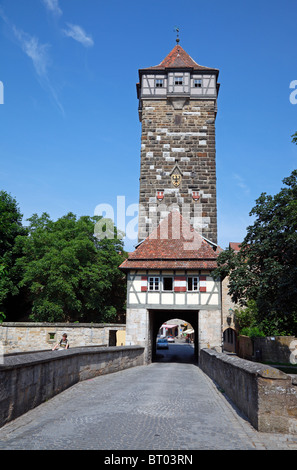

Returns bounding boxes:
[136,41,220,244]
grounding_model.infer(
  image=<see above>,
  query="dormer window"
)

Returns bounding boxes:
[194,79,202,88]
[156,79,164,88]
[174,76,183,85]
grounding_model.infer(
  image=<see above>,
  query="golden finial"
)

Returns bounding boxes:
[174,26,180,44]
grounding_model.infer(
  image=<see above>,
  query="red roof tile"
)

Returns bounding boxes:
[229,242,242,252]
[141,45,219,73]
[119,260,218,270]
[119,211,220,271]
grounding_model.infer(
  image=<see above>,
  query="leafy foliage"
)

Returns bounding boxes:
[0,191,27,314]
[214,163,297,336]
[13,212,127,323]
[234,300,258,332]
[0,190,26,257]
[0,195,127,323]
[240,326,266,339]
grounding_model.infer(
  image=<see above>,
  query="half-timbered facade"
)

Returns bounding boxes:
[120,211,222,362]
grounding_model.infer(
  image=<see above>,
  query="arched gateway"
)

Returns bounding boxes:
[119,41,225,364]
[120,212,222,363]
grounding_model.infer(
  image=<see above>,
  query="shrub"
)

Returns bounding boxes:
[240,326,266,339]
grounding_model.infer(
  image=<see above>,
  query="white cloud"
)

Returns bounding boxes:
[42,0,62,17]
[0,5,94,115]
[7,21,65,115]
[233,173,250,195]
[12,27,51,77]
[63,23,94,47]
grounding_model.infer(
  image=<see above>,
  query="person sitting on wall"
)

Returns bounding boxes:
[52,333,69,351]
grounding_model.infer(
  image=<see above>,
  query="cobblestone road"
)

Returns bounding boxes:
[1,344,297,451]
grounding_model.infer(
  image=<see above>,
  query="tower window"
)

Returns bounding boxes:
[149,277,160,291]
[187,276,199,291]
[163,277,173,291]
[174,76,183,85]
[156,79,164,88]
[194,79,202,88]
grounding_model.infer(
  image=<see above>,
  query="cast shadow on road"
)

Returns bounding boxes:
[154,341,198,364]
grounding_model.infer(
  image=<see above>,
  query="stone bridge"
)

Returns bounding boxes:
[1,343,297,450]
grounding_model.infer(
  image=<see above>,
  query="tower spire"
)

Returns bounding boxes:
[174,26,180,44]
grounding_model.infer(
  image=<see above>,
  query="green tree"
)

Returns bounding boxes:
[233,300,265,338]
[0,190,25,257]
[0,191,27,316]
[213,168,297,336]
[14,212,127,323]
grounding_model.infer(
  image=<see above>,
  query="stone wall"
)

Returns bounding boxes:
[0,322,126,354]
[200,348,297,434]
[125,308,150,363]
[0,345,144,428]
[238,335,254,360]
[237,335,297,364]
[198,309,222,351]
[254,336,297,364]
[221,276,237,329]
[138,99,217,243]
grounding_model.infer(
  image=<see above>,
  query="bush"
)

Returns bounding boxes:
[240,326,266,339]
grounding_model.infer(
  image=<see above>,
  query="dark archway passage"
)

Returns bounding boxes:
[149,309,199,364]
[223,327,237,353]
[155,339,196,364]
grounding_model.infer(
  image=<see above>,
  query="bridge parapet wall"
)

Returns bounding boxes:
[200,348,297,434]
[0,345,144,428]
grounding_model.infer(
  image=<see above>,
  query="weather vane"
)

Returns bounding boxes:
[174,26,180,44]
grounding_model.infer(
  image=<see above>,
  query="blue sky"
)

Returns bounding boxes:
[0,0,296,252]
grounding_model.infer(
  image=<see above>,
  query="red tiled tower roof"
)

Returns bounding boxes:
[119,211,221,271]
[229,242,242,252]
[140,44,219,73]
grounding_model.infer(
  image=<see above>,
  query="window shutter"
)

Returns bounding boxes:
[199,275,207,292]
[141,276,148,292]
[174,276,187,292]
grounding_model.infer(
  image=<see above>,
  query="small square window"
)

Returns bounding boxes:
[194,79,202,88]
[188,277,199,291]
[47,332,56,342]
[149,277,160,291]
[156,79,164,88]
[174,76,183,86]
[163,277,173,291]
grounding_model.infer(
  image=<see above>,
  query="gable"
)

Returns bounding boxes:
[119,211,220,271]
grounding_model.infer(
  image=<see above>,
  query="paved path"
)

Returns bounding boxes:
[1,344,297,451]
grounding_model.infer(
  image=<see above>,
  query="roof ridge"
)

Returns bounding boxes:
[141,44,218,72]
